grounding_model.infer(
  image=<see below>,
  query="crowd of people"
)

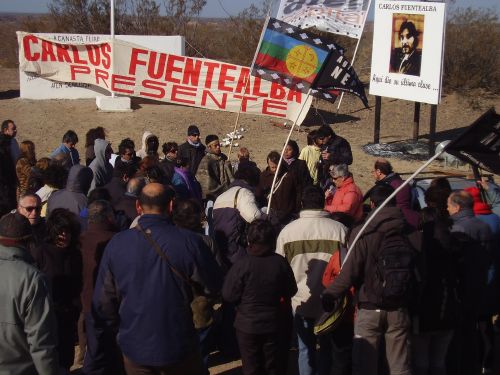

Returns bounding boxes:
[0,118,499,375]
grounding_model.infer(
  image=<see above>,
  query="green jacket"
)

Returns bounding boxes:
[0,244,59,374]
[196,152,234,201]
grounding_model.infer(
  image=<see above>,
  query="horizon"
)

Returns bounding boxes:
[0,0,498,18]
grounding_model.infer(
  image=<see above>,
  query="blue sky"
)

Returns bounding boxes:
[0,0,497,17]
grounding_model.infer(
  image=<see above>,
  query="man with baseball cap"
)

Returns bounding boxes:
[178,124,206,175]
[0,212,59,373]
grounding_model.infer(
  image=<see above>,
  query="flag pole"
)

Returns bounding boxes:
[228,15,272,158]
[335,0,372,114]
[342,148,445,267]
[267,88,312,214]
[110,0,116,98]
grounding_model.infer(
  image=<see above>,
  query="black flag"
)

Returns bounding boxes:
[314,49,369,108]
[445,108,500,175]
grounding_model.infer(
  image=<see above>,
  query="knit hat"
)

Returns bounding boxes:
[205,134,219,146]
[187,125,200,136]
[0,213,32,241]
[464,187,492,215]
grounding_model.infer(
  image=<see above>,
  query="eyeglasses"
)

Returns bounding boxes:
[20,205,41,213]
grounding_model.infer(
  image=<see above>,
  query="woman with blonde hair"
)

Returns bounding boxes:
[16,140,36,198]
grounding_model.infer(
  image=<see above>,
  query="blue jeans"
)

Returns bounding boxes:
[294,314,332,375]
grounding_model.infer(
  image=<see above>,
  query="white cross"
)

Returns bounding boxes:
[257,69,265,75]
[300,33,308,39]
[271,73,280,79]
[286,27,294,33]
[273,22,281,29]
[313,38,322,45]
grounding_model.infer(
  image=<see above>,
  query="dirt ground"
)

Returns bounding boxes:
[1,67,499,374]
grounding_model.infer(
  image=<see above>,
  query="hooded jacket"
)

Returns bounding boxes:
[0,244,59,374]
[136,131,158,159]
[89,139,113,192]
[222,243,297,334]
[213,180,265,264]
[47,165,93,216]
[324,206,421,310]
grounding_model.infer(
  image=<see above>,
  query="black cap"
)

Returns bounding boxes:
[0,213,32,241]
[187,125,200,136]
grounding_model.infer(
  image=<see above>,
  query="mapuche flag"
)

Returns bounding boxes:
[314,49,369,108]
[252,18,342,94]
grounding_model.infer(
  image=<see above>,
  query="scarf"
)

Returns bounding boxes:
[187,138,201,147]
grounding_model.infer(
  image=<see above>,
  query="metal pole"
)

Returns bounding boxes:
[413,102,420,142]
[343,148,446,267]
[110,0,115,98]
[374,96,381,143]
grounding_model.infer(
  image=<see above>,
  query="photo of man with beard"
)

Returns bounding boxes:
[389,17,423,76]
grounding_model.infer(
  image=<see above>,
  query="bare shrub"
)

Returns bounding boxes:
[444,8,499,93]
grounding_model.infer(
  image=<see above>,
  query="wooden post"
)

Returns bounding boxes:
[429,104,437,156]
[413,102,420,142]
[374,96,381,143]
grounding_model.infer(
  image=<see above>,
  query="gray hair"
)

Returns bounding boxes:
[126,177,146,197]
[449,191,473,211]
[329,163,349,178]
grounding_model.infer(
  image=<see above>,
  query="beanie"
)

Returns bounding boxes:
[205,134,219,146]
[0,213,32,242]
[464,187,492,215]
[187,125,200,136]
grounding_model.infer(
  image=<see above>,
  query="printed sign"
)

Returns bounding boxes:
[369,0,446,104]
[20,34,184,99]
[17,32,312,123]
[277,0,371,39]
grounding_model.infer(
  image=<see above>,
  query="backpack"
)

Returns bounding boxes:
[367,232,418,309]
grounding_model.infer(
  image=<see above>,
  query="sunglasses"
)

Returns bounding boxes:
[20,205,41,213]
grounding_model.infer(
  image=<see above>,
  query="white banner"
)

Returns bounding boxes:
[277,0,370,39]
[17,32,311,123]
[369,0,446,104]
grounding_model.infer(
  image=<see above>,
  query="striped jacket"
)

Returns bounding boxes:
[276,209,347,319]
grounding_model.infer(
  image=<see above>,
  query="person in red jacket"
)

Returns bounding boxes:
[325,164,364,223]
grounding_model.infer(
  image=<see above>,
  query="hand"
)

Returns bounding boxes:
[321,151,330,160]
[321,293,338,312]
[477,179,489,191]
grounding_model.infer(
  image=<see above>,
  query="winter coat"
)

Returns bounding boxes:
[178,140,206,175]
[92,214,223,367]
[377,173,420,228]
[413,209,459,332]
[136,131,159,160]
[114,194,138,224]
[450,209,497,316]
[276,209,347,319]
[323,206,421,310]
[103,176,127,207]
[31,242,83,368]
[50,143,80,166]
[223,243,297,334]
[196,152,234,201]
[89,139,113,192]
[325,175,364,222]
[0,244,59,374]
[0,134,17,216]
[287,158,313,210]
[159,157,176,183]
[80,222,117,314]
[213,180,265,264]
[256,168,298,225]
[47,165,93,216]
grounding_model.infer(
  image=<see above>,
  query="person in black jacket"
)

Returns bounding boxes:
[178,125,206,175]
[222,219,297,375]
[317,125,352,187]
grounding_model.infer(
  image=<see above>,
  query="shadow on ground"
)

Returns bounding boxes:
[0,90,20,100]
[301,107,360,127]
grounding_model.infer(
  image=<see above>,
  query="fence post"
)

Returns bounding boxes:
[413,102,421,142]
[429,104,437,156]
[374,96,381,144]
